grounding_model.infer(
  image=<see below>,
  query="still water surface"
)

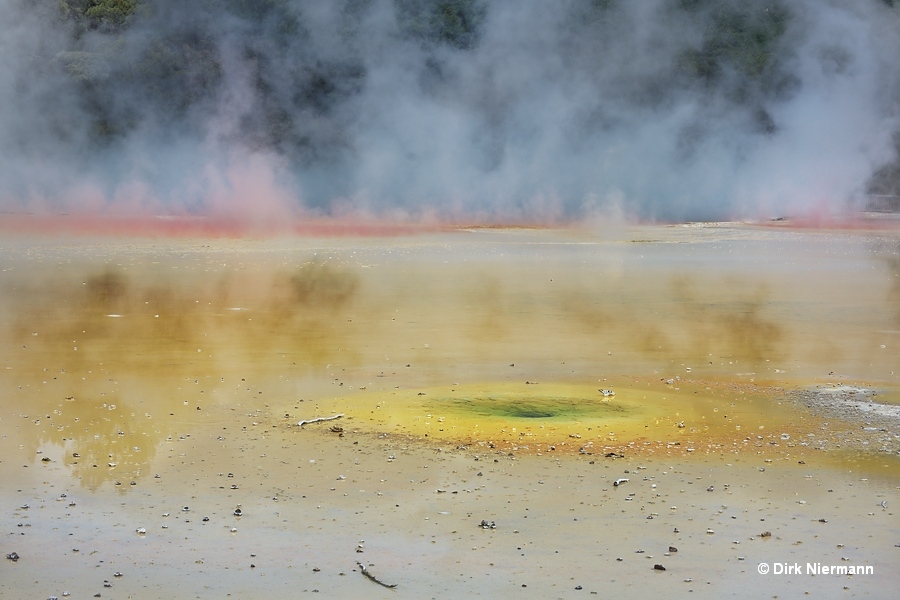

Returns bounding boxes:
[1,224,898,487]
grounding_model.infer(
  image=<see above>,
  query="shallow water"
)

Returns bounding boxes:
[1,225,899,484]
[1,224,898,598]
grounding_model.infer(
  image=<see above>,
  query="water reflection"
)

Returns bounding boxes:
[1,229,898,489]
[1,258,365,489]
[559,273,785,367]
[5,375,166,491]
[6,260,362,374]
[882,241,900,326]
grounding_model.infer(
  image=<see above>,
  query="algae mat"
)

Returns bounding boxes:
[314,379,819,454]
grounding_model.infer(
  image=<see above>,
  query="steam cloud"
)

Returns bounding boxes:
[1,0,899,223]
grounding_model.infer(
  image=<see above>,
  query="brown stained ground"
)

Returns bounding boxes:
[0,223,898,599]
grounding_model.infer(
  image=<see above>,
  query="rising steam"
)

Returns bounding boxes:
[1,0,899,224]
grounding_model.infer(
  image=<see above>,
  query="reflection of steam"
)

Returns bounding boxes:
[2,260,363,488]
[57,391,156,492]
[561,273,785,367]
[7,261,363,375]
[243,261,362,364]
[883,242,900,326]
[669,274,784,365]
[3,233,894,494]
[465,275,510,341]
[85,270,127,313]
[290,261,359,307]
[559,287,677,358]
[14,380,166,492]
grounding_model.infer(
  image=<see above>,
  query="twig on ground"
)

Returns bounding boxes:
[357,561,397,589]
[297,414,344,427]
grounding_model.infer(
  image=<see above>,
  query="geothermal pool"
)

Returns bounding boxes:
[1,222,898,599]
